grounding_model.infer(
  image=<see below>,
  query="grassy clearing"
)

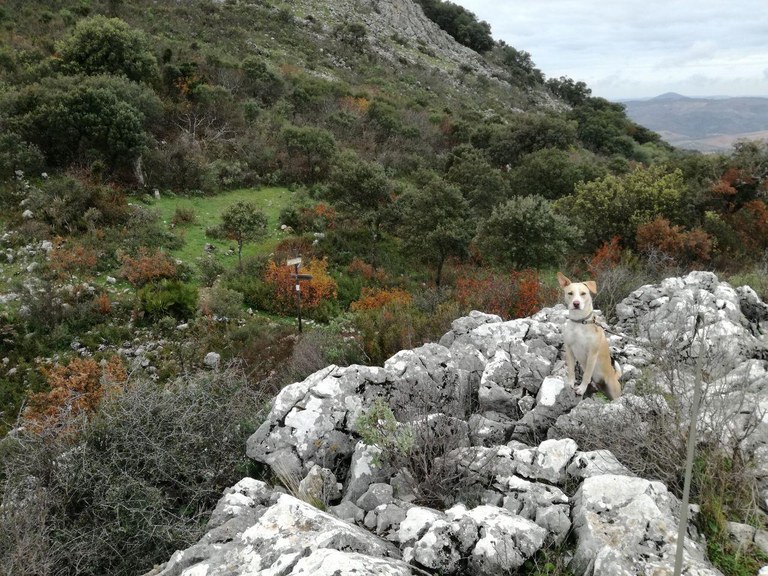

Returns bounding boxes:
[150,187,295,268]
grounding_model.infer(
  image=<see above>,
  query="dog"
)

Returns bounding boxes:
[557,272,621,400]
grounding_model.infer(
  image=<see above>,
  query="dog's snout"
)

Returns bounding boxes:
[573,301,581,309]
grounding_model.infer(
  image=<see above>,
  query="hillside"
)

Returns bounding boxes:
[3,2,768,575]
[623,93,768,151]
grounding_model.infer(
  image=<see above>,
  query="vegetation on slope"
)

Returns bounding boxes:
[1,0,768,574]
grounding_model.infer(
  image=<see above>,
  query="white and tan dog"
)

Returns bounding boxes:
[557,272,621,400]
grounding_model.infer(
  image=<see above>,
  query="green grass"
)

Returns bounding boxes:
[151,187,295,268]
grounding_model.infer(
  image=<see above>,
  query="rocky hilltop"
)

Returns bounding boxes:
[147,272,768,575]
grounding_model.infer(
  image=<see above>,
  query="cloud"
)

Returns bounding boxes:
[656,41,718,68]
[454,0,768,99]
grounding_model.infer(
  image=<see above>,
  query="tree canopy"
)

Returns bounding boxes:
[397,172,472,286]
[57,15,158,83]
[219,201,269,269]
[475,195,580,269]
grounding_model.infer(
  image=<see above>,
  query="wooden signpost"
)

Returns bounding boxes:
[287,257,312,332]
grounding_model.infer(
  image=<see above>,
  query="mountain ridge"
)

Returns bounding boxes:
[622,93,768,151]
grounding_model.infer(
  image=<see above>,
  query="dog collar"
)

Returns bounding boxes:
[569,311,594,324]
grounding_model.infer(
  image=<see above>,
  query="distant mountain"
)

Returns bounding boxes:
[650,92,691,101]
[622,95,768,152]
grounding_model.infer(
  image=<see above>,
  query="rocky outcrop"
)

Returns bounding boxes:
[280,0,561,110]
[149,272,768,576]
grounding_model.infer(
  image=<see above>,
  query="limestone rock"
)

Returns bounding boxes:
[571,474,719,576]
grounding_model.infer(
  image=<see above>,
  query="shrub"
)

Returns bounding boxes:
[728,200,768,258]
[350,287,413,311]
[356,398,487,508]
[92,292,112,315]
[171,206,196,226]
[0,132,44,180]
[47,239,99,280]
[0,367,264,576]
[274,319,367,387]
[346,258,388,284]
[17,279,102,339]
[223,274,273,311]
[455,268,556,320]
[2,75,161,172]
[635,217,712,266]
[565,165,687,250]
[196,254,225,287]
[118,248,178,287]
[25,176,98,234]
[137,279,198,320]
[272,236,316,265]
[475,196,580,269]
[585,236,623,277]
[262,257,337,316]
[198,282,245,319]
[56,15,158,83]
[351,296,458,365]
[118,205,182,253]
[25,358,102,432]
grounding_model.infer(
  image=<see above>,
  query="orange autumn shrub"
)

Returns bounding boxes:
[263,257,337,315]
[728,200,768,254]
[93,292,112,315]
[710,167,740,198]
[636,217,712,265]
[347,258,388,283]
[119,248,178,287]
[455,268,552,320]
[24,356,127,434]
[47,238,99,279]
[586,236,622,277]
[350,287,413,311]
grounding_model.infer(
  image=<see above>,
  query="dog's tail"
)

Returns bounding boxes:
[610,350,623,380]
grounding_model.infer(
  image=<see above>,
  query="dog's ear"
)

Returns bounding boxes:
[584,280,597,294]
[557,272,571,288]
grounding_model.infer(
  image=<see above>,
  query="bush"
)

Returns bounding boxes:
[119,248,178,287]
[137,279,198,320]
[635,217,712,266]
[197,254,225,287]
[475,196,580,269]
[356,398,485,508]
[223,274,273,311]
[274,319,367,387]
[25,175,98,234]
[198,282,245,319]
[56,15,158,83]
[351,296,458,365]
[455,268,557,320]
[17,279,102,339]
[565,165,686,250]
[24,356,126,435]
[171,206,196,226]
[0,367,265,576]
[47,239,99,280]
[350,287,413,311]
[0,132,44,180]
[117,205,183,253]
[262,257,337,316]
[2,75,161,172]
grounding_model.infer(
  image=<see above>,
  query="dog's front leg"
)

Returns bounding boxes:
[565,346,576,389]
[576,352,598,396]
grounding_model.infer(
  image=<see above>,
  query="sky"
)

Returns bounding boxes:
[453,0,768,101]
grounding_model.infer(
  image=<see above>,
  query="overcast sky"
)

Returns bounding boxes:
[453,0,768,101]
